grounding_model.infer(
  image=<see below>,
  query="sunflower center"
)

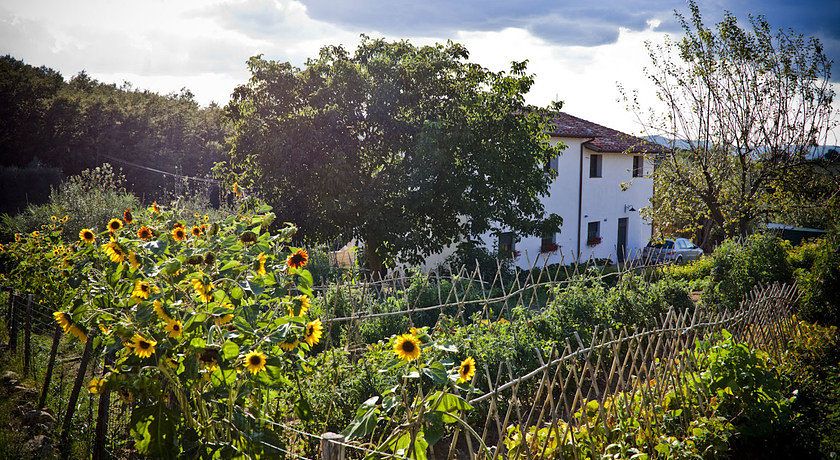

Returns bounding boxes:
[139,341,150,349]
[401,341,416,353]
[462,364,471,374]
[84,231,93,239]
[141,285,149,292]
[249,355,262,365]
[173,324,180,331]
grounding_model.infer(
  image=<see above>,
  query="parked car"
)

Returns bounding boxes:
[643,238,703,264]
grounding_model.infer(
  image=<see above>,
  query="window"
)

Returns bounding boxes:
[586,221,601,246]
[544,156,559,174]
[632,155,644,177]
[540,232,558,253]
[498,232,516,257]
[589,154,602,178]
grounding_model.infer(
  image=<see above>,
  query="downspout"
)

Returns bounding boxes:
[576,139,595,260]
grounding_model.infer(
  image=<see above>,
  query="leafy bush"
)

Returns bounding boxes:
[1,164,139,241]
[790,235,840,325]
[661,255,713,281]
[703,234,792,310]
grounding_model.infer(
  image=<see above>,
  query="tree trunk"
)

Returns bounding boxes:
[363,236,387,278]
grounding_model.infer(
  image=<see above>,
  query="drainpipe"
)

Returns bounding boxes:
[576,139,595,261]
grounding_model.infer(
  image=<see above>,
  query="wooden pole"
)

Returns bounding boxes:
[23,294,32,377]
[59,333,94,460]
[320,432,346,460]
[7,292,17,352]
[92,351,115,460]
[39,326,62,409]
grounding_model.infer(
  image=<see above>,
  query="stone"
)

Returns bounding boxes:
[1,370,20,387]
[23,434,54,458]
[23,409,56,427]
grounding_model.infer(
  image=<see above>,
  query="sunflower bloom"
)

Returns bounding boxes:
[304,319,323,346]
[128,252,141,270]
[214,313,234,327]
[103,241,126,263]
[393,334,421,361]
[191,278,213,303]
[137,226,153,240]
[288,295,310,317]
[150,201,160,214]
[190,226,202,238]
[53,311,72,333]
[128,333,157,358]
[458,356,476,383]
[79,228,96,244]
[165,319,183,338]
[123,208,133,224]
[241,350,266,374]
[232,182,242,198]
[132,280,152,300]
[172,226,187,242]
[256,252,267,276]
[87,377,105,395]
[153,300,171,322]
[279,338,299,352]
[68,325,88,343]
[107,218,123,233]
[286,248,309,269]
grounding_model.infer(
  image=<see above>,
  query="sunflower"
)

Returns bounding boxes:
[137,226,153,240]
[87,377,105,395]
[54,311,72,333]
[232,182,242,198]
[304,319,323,346]
[132,280,152,300]
[393,334,421,361]
[153,300,171,322]
[103,241,126,263]
[286,248,309,269]
[150,201,160,214]
[107,218,123,233]
[191,278,214,303]
[165,319,183,338]
[191,226,202,237]
[98,324,111,335]
[214,313,234,327]
[128,252,141,270]
[204,252,216,266]
[128,333,157,358]
[256,252,267,276]
[172,226,187,242]
[457,356,476,383]
[279,337,299,352]
[123,208,133,224]
[68,325,88,343]
[288,295,310,317]
[244,350,267,374]
[31,231,40,238]
[79,228,96,244]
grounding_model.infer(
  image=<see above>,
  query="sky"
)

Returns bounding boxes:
[1,0,839,142]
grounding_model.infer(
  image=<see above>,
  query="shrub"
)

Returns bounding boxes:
[661,255,713,281]
[790,234,840,325]
[703,234,792,310]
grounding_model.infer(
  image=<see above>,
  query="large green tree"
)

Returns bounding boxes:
[226,37,563,271]
[632,2,836,246]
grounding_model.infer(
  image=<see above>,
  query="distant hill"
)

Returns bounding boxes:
[646,135,839,160]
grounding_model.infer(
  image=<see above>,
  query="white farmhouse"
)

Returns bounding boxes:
[480,112,661,268]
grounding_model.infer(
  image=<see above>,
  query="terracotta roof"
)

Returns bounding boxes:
[549,112,665,154]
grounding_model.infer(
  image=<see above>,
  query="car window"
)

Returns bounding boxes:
[664,240,674,249]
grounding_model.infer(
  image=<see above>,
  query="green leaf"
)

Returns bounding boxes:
[341,398,380,440]
[221,341,240,360]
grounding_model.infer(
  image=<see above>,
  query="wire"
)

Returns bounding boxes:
[97,153,220,185]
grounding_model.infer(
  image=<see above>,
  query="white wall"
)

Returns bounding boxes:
[479,138,654,269]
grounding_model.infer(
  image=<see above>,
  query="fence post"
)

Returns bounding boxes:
[92,351,115,460]
[8,292,18,352]
[39,326,62,409]
[320,432,346,460]
[59,333,95,460]
[4,287,11,324]
[23,294,32,377]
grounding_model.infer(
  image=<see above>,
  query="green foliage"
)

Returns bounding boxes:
[789,234,840,325]
[1,164,139,241]
[702,234,792,310]
[0,161,63,214]
[0,55,227,202]
[225,37,564,271]
[661,256,713,282]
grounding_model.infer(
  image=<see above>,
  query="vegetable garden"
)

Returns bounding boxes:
[0,203,837,459]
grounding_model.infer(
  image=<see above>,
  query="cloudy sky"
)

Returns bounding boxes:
[2,0,838,141]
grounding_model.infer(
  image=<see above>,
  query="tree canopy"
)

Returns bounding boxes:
[225,37,563,271]
[632,2,836,246]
